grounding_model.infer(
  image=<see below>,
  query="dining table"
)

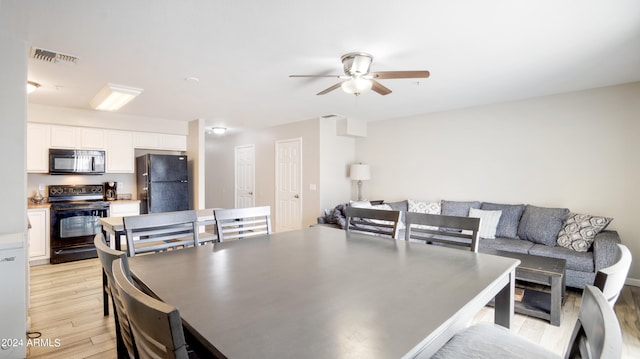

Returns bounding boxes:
[127,226,519,358]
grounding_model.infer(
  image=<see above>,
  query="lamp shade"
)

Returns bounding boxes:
[341,78,372,95]
[350,164,371,181]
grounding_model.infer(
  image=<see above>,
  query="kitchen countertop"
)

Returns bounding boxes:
[27,199,140,209]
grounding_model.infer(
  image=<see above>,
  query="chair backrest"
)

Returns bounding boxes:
[112,258,189,359]
[94,233,138,359]
[214,206,272,241]
[565,285,622,359]
[196,211,218,245]
[594,244,632,306]
[345,207,401,240]
[404,212,481,252]
[123,210,199,257]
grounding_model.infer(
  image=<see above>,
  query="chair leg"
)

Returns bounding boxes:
[102,270,109,316]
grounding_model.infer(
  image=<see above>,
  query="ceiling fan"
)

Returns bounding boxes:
[289,52,430,96]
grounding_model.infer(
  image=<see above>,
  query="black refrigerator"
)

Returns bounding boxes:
[136,154,189,214]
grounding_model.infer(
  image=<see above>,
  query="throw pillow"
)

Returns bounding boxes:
[517,205,569,246]
[408,199,441,230]
[557,212,612,252]
[468,208,502,239]
[480,203,526,239]
[408,199,441,214]
[326,204,347,229]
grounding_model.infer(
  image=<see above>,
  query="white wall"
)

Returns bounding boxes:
[0,28,28,359]
[205,119,321,229]
[357,82,640,283]
[0,32,27,234]
[319,118,356,210]
[28,104,188,135]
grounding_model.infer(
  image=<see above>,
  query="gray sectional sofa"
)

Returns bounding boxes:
[316,199,621,289]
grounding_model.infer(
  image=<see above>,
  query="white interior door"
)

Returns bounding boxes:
[235,144,255,208]
[275,138,302,232]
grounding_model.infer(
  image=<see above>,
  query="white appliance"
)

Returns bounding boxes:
[0,232,27,359]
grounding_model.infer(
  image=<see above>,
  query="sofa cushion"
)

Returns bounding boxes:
[441,200,481,217]
[528,244,594,272]
[518,205,569,246]
[468,208,501,239]
[385,200,408,227]
[441,200,481,233]
[480,202,525,239]
[556,212,613,252]
[478,237,534,254]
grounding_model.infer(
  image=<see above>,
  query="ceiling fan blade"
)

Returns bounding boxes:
[369,70,430,79]
[371,80,392,96]
[289,74,343,78]
[316,82,345,95]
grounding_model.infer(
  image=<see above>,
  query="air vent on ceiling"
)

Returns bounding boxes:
[30,47,79,65]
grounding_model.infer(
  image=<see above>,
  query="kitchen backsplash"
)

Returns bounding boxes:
[27,173,137,200]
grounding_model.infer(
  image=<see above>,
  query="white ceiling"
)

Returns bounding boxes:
[4,0,640,133]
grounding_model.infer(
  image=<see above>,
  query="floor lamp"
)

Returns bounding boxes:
[350,163,371,201]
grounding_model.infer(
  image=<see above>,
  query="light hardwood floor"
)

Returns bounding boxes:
[27,258,640,358]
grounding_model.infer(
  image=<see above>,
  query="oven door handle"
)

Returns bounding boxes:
[51,207,109,212]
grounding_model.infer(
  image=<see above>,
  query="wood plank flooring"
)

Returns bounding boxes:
[27,258,640,358]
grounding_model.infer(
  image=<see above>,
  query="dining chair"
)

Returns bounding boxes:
[112,258,190,359]
[123,210,199,257]
[404,212,481,252]
[195,212,218,245]
[430,285,622,359]
[94,234,139,359]
[214,206,272,242]
[344,206,401,239]
[594,243,632,306]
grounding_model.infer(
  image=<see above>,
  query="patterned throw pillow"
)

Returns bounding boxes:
[408,199,441,230]
[557,213,612,252]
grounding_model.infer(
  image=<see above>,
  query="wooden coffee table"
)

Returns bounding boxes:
[482,249,566,326]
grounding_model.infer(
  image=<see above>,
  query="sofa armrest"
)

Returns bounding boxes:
[593,230,622,272]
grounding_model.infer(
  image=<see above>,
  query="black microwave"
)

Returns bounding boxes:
[49,149,106,175]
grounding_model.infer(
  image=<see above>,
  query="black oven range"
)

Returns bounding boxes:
[48,184,109,264]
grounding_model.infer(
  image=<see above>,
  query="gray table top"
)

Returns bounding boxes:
[129,226,519,358]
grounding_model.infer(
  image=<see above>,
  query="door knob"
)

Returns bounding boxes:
[249,192,253,195]
[294,194,299,199]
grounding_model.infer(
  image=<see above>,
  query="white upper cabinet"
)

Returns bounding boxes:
[105,130,134,173]
[50,125,105,149]
[134,132,187,151]
[27,124,187,173]
[27,123,50,173]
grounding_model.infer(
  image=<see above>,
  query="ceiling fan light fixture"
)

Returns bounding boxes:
[341,78,372,96]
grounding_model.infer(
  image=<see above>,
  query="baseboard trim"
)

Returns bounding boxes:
[625,277,640,287]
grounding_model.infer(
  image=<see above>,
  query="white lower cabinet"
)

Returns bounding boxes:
[27,207,50,265]
[109,201,140,217]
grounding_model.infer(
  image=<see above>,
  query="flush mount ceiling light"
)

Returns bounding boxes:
[27,81,40,94]
[206,127,227,135]
[90,83,143,111]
